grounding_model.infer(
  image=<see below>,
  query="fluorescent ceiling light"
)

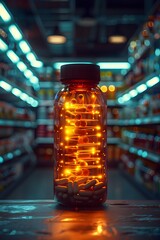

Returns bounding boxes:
[0,80,38,107]
[118,97,123,104]
[27,97,34,104]
[108,35,127,44]
[0,3,11,22]
[146,76,160,87]
[31,100,39,107]
[30,76,39,84]
[31,60,43,68]
[20,93,28,101]
[97,62,130,70]
[136,84,147,93]
[26,52,36,62]
[24,69,33,78]
[0,80,12,91]
[8,24,22,41]
[19,40,31,54]
[129,89,138,97]
[122,93,131,102]
[16,61,27,72]
[54,62,92,69]
[47,35,66,44]
[7,50,19,63]
[0,38,8,51]
[12,88,22,97]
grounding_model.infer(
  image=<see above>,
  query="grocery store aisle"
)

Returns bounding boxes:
[7,168,147,200]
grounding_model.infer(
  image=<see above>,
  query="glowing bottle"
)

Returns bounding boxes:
[53,64,107,207]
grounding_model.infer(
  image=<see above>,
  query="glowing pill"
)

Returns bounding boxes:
[94,182,105,190]
[84,179,97,189]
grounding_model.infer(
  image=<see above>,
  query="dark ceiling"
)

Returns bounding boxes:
[3,0,159,63]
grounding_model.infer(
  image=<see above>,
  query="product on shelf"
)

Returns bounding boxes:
[0,130,34,156]
[121,125,160,155]
[0,101,35,121]
[120,150,160,197]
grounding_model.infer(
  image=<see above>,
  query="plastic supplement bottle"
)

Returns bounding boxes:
[53,64,107,207]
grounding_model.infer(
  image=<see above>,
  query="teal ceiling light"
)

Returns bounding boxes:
[8,24,22,41]
[16,61,27,72]
[0,80,12,92]
[96,62,130,70]
[0,3,11,22]
[6,50,19,63]
[19,40,31,54]
[0,38,8,51]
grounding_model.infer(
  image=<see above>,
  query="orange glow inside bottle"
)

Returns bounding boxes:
[53,64,107,207]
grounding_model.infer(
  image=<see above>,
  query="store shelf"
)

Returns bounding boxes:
[36,137,53,144]
[0,146,35,165]
[107,119,121,125]
[118,71,160,103]
[0,154,36,199]
[107,100,124,107]
[0,119,36,128]
[0,76,38,107]
[39,82,54,88]
[100,81,124,87]
[108,115,160,126]
[119,115,160,125]
[37,119,53,125]
[119,142,160,163]
[108,138,120,144]
[120,169,160,200]
[39,100,53,106]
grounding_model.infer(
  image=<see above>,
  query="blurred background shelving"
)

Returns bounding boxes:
[0,0,160,200]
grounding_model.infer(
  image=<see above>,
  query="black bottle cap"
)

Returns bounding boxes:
[60,64,100,84]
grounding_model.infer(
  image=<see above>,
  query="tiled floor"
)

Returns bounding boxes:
[7,168,147,200]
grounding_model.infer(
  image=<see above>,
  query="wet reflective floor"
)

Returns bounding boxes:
[0,200,160,240]
[7,169,147,200]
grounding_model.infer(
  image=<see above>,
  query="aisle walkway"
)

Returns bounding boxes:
[7,168,147,200]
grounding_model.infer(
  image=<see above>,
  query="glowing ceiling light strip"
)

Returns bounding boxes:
[0,3,11,22]
[136,84,147,93]
[6,50,19,63]
[0,80,38,107]
[54,62,92,69]
[122,93,131,102]
[20,92,28,101]
[0,38,8,51]
[118,74,160,103]
[129,89,138,97]
[16,61,27,72]
[19,40,31,54]
[0,80,12,91]
[26,52,36,62]
[8,24,22,41]
[96,62,130,69]
[24,69,33,78]
[12,88,22,97]
[31,60,43,68]
[146,76,160,87]
[29,76,39,84]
